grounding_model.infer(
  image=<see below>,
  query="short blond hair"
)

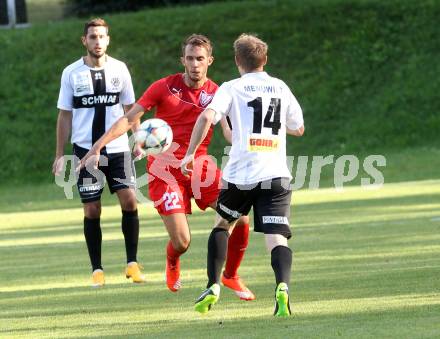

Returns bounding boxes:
[233,34,268,72]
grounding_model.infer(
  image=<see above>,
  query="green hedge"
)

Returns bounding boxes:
[0,0,438,184]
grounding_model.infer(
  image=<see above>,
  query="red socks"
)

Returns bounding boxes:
[224,222,249,278]
[166,240,182,265]
[167,223,249,278]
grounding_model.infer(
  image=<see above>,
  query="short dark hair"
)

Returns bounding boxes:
[234,34,268,72]
[83,18,109,37]
[181,34,213,56]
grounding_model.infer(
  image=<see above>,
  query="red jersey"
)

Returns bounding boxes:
[137,73,218,160]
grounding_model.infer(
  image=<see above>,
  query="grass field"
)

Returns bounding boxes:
[1,180,439,338]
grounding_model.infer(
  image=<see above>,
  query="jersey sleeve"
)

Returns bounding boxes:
[57,68,73,111]
[207,82,233,125]
[137,79,164,111]
[119,63,136,105]
[285,88,304,131]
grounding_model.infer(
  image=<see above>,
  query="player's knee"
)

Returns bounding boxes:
[119,192,137,211]
[121,199,137,212]
[172,236,191,253]
[215,217,232,230]
[84,202,101,219]
[265,233,288,252]
[236,215,249,226]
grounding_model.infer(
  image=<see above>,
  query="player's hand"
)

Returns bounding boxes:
[132,142,146,161]
[180,154,194,177]
[77,146,100,172]
[52,156,65,176]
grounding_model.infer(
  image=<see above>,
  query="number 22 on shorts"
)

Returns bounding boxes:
[163,192,182,211]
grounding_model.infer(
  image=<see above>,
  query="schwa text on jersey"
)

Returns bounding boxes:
[73,93,120,108]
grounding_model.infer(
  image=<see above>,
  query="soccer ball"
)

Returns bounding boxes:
[135,118,173,155]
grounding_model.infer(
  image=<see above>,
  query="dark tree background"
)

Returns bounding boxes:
[0,0,28,25]
[65,0,226,17]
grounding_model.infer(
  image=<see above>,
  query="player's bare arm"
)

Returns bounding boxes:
[123,104,139,132]
[79,103,145,169]
[52,109,72,176]
[287,125,305,137]
[181,108,216,176]
[124,103,142,137]
[124,103,144,158]
[219,116,232,144]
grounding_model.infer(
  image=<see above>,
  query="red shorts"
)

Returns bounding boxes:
[148,155,221,215]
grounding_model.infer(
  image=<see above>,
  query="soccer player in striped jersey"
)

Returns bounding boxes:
[79,34,255,300]
[181,34,305,316]
[53,18,146,287]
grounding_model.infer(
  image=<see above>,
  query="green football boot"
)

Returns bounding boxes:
[195,283,220,314]
[274,282,291,317]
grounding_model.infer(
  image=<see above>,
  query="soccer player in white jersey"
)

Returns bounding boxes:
[181,34,304,316]
[52,18,146,287]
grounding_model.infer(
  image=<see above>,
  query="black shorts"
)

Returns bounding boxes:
[216,177,293,239]
[73,144,136,203]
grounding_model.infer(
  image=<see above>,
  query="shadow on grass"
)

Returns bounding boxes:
[1,300,439,338]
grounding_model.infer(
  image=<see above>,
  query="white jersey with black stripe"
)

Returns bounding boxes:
[208,72,304,185]
[57,56,135,153]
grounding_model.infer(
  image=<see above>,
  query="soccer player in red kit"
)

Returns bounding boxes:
[80,34,255,300]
